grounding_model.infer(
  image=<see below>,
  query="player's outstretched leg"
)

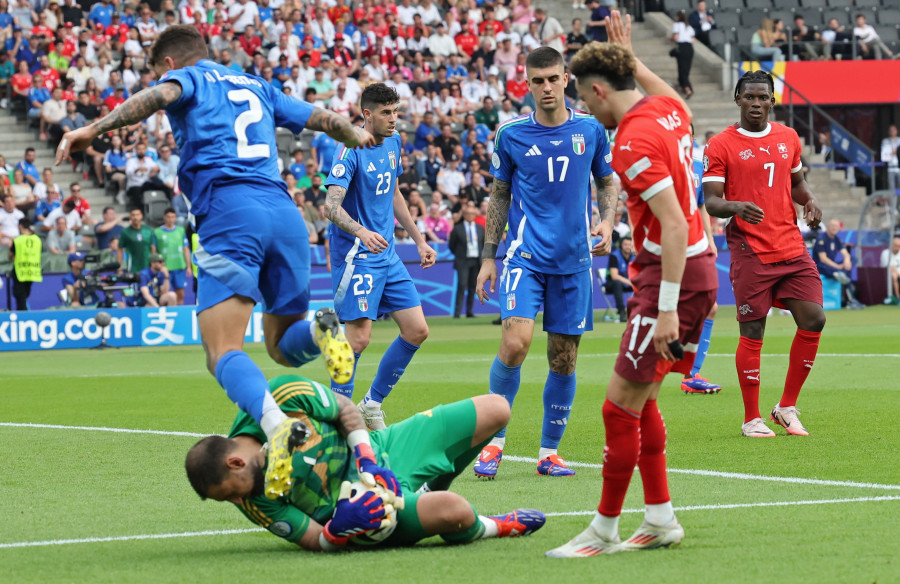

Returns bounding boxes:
[420,492,545,545]
[262,419,310,499]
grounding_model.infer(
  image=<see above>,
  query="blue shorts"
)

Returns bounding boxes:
[499,264,593,335]
[331,255,420,321]
[194,186,310,315]
[169,269,187,291]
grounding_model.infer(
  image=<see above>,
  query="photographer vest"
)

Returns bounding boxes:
[13,234,42,282]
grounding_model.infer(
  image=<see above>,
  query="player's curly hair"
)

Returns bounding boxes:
[185,435,237,500]
[360,83,400,112]
[525,46,565,71]
[149,25,209,68]
[568,42,636,91]
[734,70,775,100]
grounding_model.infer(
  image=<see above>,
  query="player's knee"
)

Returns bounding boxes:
[708,302,719,319]
[432,493,476,529]
[265,341,291,367]
[499,337,530,364]
[347,335,369,354]
[479,394,511,430]
[403,322,429,346]
[802,310,826,333]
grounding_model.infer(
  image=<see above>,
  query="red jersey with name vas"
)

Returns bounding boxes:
[701,121,806,264]
[612,95,715,291]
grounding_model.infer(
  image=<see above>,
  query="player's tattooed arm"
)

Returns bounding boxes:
[324,185,363,236]
[306,108,374,148]
[595,174,617,225]
[482,178,511,261]
[335,394,369,436]
[547,332,581,376]
[92,82,183,136]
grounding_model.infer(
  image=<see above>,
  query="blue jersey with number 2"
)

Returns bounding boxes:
[161,59,316,218]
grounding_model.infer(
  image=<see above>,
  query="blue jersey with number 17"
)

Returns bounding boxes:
[161,59,316,219]
[326,132,403,267]
[491,109,613,275]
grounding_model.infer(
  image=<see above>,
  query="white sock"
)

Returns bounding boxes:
[479,516,499,538]
[645,502,675,526]
[260,402,288,440]
[489,436,506,449]
[362,393,382,410]
[538,447,557,460]
[590,511,619,541]
[309,319,318,337]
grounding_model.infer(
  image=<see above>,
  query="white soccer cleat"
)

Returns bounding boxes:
[617,518,684,551]
[546,524,621,558]
[357,400,387,431]
[770,405,809,436]
[741,417,776,438]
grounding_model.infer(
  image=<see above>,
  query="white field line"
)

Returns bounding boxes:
[2,496,898,550]
[4,423,899,492]
[7,352,900,378]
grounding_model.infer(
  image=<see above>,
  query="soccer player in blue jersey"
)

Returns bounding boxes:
[680,132,722,395]
[54,25,393,501]
[324,83,437,430]
[473,47,620,479]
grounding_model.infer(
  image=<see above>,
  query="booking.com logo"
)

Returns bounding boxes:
[0,313,134,349]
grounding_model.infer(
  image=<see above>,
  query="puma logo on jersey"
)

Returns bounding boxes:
[525,145,543,156]
[759,146,771,155]
[619,141,633,152]
[366,162,377,172]
[625,351,643,369]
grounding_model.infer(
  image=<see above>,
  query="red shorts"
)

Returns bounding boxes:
[730,249,823,322]
[614,285,718,384]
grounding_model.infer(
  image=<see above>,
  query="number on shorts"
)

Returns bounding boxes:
[504,267,523,293]
[227,89,270,159]
[352,274,374,296]
[627,313,658,355]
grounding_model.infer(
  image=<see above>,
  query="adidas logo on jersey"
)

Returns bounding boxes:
[524,145,543,157]
[366,162,377,172]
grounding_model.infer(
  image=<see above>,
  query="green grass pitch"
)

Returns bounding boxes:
[2,306,898,583]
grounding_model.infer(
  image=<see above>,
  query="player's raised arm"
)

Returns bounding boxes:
[306,107,377,149]
[55,82,183,165]
[606,11,691,119]
[476,177,511,302]
[591,173,618,256]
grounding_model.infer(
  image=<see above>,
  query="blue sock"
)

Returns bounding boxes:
[369,336,419,403]
[489,356,521,439]
[690,318,715,377]
[541,371,576,449]
[331,352,362,399]
[215,350,271,423]
[277,320,320,367]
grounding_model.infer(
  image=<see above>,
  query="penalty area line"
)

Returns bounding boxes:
[3,496,898,550]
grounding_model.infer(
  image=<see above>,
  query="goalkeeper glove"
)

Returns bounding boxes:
[321,481,392,548]
[347,429,403,499]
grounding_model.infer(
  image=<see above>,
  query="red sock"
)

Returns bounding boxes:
[780,329,821,408]
[736,336,764,423]
[598,399,641,518]
[637,400,670,505]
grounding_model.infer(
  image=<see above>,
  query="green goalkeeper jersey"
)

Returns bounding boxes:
[227,374,388,544]
[152,225,187,270]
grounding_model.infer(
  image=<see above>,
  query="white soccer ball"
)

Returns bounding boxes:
[347,481,398,546]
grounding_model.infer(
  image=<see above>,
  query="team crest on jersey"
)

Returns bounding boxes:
[777,142,788,158]
[358,296,369,311]
[739,149,755,160]
[388,151,396,169]
[506,293,516,310]
[572,134,585,155]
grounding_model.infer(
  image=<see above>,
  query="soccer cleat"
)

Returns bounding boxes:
[537,454,576,477]
[617,517,684,551]
[741,417,776,438]
[314,307,355,384]
[546,525,621,557]
[356,400,387,431]
[263,419,310,499]
[474,445,503,479]
[770,405,809,436]
[681,374,722,394]
[489,508,546,538]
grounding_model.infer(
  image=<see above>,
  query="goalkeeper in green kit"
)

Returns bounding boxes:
[185,374,546,551]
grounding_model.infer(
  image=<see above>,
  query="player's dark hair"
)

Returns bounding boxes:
[360,83,400,112]
[526,46,565,71]
[734,70,774,100]
[149,25,209,68]
[568,42,636,91]
[185,435,238,500]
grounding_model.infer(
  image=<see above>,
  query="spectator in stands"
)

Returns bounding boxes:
[42,198,81,235]
[534,9,564,54]
[421,142,444,190]
[435,122,461,161]
[17,148,39,187]
[47,214,75,255]
[128,253,177,307]
[792,15,821,61]
[60,98,87,139]
[449,203,484,318]
[10,59,32,110]
[854,14,892,60]
[882,125,900,193]
[505,64,528,109]
[27,74,50,137]
[671,11,695,100]
[118,207,152,272]
[415,110,440,150]
[462,158,490,205]
[605,235,635,323]
[288,149,306,182]
[881,235,900,305]
[437,154,465,204]
[34,185,59,225]
[94,206,122,251]
[64,182,93,225]
[815,219,863,308]
[10,167,35,212]
[41,86,67,143]
[424,201,451,242]
[0,193,24,248]
[297,160,326,191]
[688,0,716,48]
[429,22,457,61]
[303,172,326,207]
[125,142,159,211]
[566,18,589,63]
[751,18,784,62]
[822,18,853,61]
[32,167,58,202]
[474,97,500,132]
[310,131,338,176]
[103,133,128,203]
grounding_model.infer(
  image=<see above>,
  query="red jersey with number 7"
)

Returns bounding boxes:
[612,95,715,291]
[701,122,806,264]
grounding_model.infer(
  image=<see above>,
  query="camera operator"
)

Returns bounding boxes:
[61,252,124,308]
[126,252,176,308]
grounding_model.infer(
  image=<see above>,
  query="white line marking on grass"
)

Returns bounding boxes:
[3,496,898,550]
[5,424,899,491]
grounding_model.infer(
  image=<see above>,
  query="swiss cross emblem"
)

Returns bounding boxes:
[388,151,396,169]
[572,134,585,155]
[777,142,788,153]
